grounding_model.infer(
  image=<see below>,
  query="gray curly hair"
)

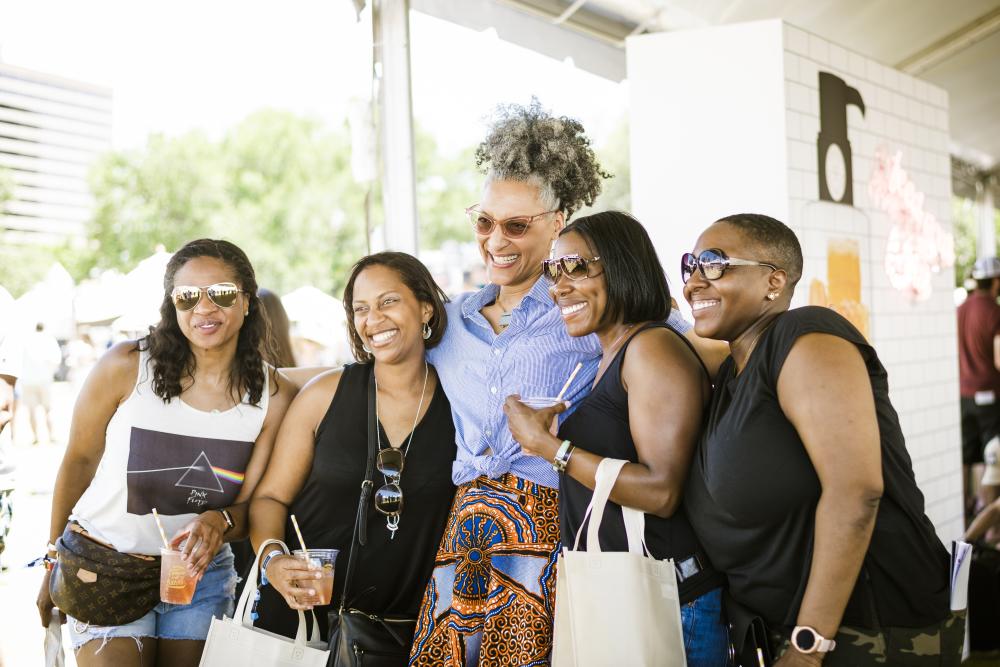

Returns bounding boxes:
[475,98,610,220]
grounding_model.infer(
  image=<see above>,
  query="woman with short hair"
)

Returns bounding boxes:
[682,213,961,666]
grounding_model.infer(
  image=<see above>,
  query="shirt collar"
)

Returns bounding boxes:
[461,276,553,320]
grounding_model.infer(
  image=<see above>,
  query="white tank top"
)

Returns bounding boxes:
[72,348,269,555]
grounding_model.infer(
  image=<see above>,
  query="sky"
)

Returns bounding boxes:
[0,0,629,154]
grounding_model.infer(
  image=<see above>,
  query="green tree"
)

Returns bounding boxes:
[952,195,1000,286]
[84,111,370,297]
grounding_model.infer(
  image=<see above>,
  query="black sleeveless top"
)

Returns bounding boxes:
[685,307,949,629]
[256,362,457,639]
[558,322,724,604]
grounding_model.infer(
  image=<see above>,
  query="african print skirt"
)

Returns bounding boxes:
[409,473,560,667]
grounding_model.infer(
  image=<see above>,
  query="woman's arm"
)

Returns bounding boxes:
[506,328,709,518]
[36,341,140,626]
[966,498,1000,542]
[248,369,342,610]
[171,366,297,573]
[775,333,884,666]
[278,366,335,392]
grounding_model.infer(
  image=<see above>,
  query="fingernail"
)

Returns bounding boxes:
[308,589,315,595]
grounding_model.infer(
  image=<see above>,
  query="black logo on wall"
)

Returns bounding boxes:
[817,72,865,206]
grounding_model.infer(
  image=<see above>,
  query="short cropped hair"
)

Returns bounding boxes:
[560,211,671,328]
[715,213,803,286]
[342,252,450,363]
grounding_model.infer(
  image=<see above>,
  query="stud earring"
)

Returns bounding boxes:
[422,322,432,340]
[766,292,779,301]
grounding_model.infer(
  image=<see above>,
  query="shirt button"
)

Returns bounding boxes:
[490,386,497,394]
[485,429,492,436]
[493,349,500,356]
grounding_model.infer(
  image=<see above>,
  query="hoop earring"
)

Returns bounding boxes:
[362,343,372,354]
[422,322,432,340]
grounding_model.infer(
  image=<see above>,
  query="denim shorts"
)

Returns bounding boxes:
[68,544,237,650]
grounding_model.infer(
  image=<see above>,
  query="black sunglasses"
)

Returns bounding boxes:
[680,249,780,284]
[465,204,558,239]
[374,448,404,516]
[541,254,603,284]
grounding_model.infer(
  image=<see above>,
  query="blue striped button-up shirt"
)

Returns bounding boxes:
[428,277,691,488]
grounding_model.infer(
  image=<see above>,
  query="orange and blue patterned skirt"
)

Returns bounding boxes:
[409,473,560,667]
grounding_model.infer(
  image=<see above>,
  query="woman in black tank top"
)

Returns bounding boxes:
[249,253,456,646]
[504,212,728,667]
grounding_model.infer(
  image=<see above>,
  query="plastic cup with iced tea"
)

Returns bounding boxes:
[160,548,197,604]
[293,548,338,606]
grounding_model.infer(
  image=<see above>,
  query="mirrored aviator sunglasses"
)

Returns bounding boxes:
[374,448,404,516]
[171,283,243,311]
[541,255,601,284]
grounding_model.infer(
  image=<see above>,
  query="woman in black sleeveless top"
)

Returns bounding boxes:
[681,214,960,666]
[249,253,456,642]
[505,212,728,667]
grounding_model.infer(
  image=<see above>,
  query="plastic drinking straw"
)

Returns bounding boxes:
[555,362,583,401]
[290,514,308,554]
[151,508,170,550]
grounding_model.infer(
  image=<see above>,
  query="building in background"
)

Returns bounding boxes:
[0,61,111,245]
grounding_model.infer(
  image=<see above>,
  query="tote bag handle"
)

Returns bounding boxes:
[234,538,320,646]
[572,458,650,556]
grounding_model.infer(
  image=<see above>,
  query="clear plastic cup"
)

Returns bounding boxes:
[160,548,197,604]
[293,548,338,606]
[518,396,562,409]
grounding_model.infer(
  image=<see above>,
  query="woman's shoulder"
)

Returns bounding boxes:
[95,340,142,380]
[770,306,867,346]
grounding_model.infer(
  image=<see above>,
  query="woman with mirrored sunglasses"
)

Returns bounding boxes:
[248,252,456,653]
[681,214,961,666]
[504,211,729,666]
[38,239,295,667]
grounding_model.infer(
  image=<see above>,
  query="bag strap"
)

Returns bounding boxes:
[572,458,649,556]
[236,538,320,646]
[337,364,378,610]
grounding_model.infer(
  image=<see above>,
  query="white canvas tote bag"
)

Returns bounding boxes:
[199,539,329,667]
[551,458,687,667]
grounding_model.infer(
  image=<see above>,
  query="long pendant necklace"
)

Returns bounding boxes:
[374,362,429,539]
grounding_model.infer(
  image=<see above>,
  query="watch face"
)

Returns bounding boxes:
[794,627,818,651]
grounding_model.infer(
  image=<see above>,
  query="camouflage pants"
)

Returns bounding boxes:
[774,611,966,666]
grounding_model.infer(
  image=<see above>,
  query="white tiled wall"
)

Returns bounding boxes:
[628,19,963,541]
[781,23,962,541]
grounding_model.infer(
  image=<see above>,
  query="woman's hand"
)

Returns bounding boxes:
[264,554,323,611]
[36,570,61,627]
[503,395,566,459]
[170,511,227,576]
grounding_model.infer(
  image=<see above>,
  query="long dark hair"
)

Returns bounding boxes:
[141,239,274,405]
[342,252,449,363]
[560,211,671,328]
[257,288,296,368]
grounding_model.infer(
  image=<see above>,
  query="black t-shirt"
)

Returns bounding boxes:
[558,322,724,604]
[256,362,457,639]
[685,306,949,629]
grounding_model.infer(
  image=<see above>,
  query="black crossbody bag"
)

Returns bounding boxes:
[327,366,417,667]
